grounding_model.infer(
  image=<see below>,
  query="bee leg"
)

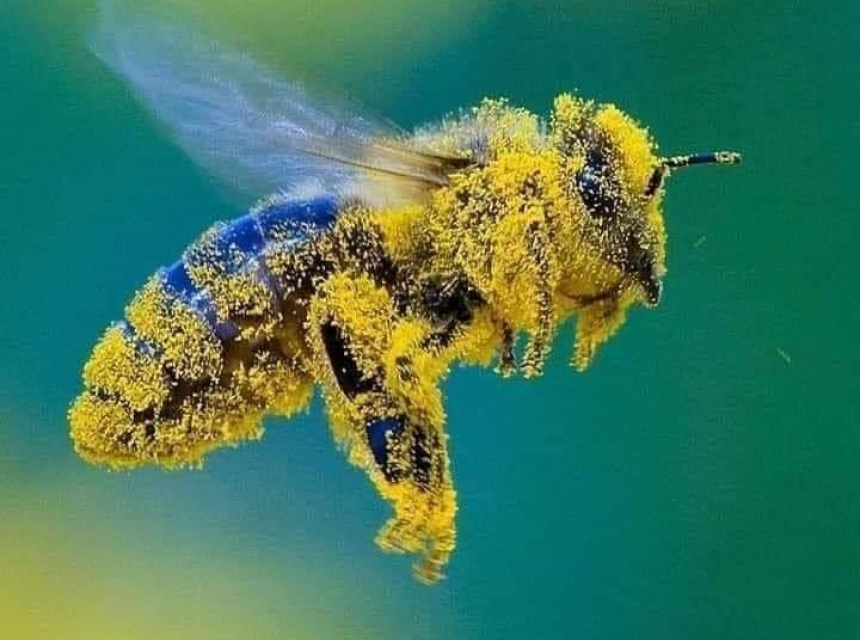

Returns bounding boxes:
[572,297,630,371]
[312,287,457,583]
[319,319,377,399]
[521,221,554,377]
[370,411,456,585]
[495,323,517,378]
[369,327,457,583]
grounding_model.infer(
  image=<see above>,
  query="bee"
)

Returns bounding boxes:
[70,5,741,583]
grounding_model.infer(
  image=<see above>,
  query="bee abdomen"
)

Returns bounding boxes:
[134,194,339,371]
[69,196,339,468]
[175,195,340,338]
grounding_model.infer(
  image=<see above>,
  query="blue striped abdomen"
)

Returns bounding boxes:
[162,195,339,339]
[69,195,340,468]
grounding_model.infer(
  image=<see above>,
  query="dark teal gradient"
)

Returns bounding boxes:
[1,0,858,638]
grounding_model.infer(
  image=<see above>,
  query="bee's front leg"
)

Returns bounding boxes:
[494,323,517,378]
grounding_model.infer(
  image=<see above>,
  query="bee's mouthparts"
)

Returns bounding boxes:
[636,270,662,307]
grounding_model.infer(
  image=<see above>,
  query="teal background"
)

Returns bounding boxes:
[1,0,858,638]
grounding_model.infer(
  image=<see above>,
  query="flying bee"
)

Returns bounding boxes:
[70,4,741,584]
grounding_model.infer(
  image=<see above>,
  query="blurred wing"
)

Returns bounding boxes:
[91,2,468,205]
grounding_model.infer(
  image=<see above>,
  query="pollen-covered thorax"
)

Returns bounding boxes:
[426,95,668,321]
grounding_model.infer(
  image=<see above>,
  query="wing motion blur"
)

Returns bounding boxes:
[91,2,470,206]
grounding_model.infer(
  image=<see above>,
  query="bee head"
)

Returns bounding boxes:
[551,93,740,307]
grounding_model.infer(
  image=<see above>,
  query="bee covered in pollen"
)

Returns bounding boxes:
[70,4,741,583]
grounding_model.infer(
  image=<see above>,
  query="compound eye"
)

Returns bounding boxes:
[575,149,622,219]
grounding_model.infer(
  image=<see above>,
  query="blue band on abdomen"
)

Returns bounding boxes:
[159,195,341,344]
[164,259,199,300]
[257,196,339,241]
[217,214,266,257]
[161,262,238,340]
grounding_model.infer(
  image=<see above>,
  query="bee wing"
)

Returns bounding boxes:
[91,2,467,206]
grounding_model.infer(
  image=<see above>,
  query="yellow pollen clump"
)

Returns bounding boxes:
[125,278,223,381]
[83,325,169,412]
[69,392,148,468]
[594,104,658,195]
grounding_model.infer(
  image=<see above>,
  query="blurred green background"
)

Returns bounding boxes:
[1,0,857,638]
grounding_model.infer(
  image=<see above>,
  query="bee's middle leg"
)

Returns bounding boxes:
[521,220,555,377]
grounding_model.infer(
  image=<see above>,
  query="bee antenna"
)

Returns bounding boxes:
[663,151,743,169]
[645,150,742,196]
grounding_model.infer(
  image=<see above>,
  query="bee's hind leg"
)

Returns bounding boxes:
[495,323,517,378]
[367,412,456,584]
[310,279,457,583]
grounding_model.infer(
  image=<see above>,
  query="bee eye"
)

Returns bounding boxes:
[575,150,622,218]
